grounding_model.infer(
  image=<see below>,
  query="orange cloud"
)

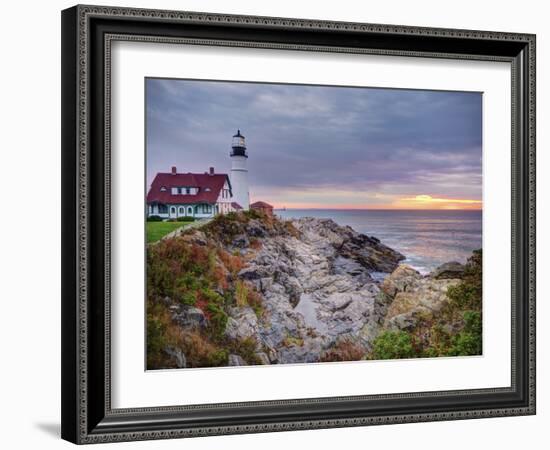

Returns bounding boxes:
[395,195,482,210]
[253,193,482,211]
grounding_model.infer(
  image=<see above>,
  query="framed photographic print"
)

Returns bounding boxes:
[61,5,536,444]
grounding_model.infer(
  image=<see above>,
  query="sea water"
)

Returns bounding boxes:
[277,209,482,273]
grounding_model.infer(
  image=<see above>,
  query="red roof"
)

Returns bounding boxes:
[250,201,273,209]
[231,202,243,210]
[147,172,230,205]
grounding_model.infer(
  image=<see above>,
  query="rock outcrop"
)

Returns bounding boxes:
[155,212,466,367]
[171,305,208,330]
[380,264,461,332]
[431,261,465,280]
[225,307,261,347]
[224,217,405,363]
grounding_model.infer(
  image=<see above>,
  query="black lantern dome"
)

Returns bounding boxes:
[231,130,247,157]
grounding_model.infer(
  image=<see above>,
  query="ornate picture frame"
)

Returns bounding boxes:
[61,5,535,444]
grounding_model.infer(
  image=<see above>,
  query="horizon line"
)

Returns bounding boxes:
[272,207,483,212]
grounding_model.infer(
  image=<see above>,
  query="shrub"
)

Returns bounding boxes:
[246,289,264,317]
[447,311,482,356]
[177,216,196,222]
[447,249,482,312]
[234,280,249,307]
[203,213,244,244]
[146,313,167,367]
[217,249,245,276]
[212,264,229,291]
[229,337,263,365]
[200,287,224,305]
[282,335,304,347]
[283,220,301,238]
[320,339,365,362]
[177,331,229,367]
[413,249,483,358]
[370,330,416,360]
[243,209,263,220]
[179,291,197,306]
[145,215,272,368]
[147,215,163,222]
[249,237,262,250]
[205,303,227,338]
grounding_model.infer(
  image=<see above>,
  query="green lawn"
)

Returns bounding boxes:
[147,221,193,243]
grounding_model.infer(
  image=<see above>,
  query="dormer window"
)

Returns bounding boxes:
[160,186,167,192]
[168,186,199,195]
[205,187,211,192]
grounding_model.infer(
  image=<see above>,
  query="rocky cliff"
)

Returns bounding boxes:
[147,211,476,369]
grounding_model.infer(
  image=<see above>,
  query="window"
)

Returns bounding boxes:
[178,207,184,215]
[158,204,168,214]
[186,187,191,194]
[160,186,167,192]
[170,207,176,215]
[187,207,193,216]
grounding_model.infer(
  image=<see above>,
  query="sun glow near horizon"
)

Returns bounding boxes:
[258,194,482,211]
[393,194,483,210]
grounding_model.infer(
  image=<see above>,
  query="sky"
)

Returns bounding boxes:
[146,78,482,210]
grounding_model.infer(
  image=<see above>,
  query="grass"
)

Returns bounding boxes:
[147,220,193,243]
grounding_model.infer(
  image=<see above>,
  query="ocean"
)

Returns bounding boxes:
[276,209,482,274]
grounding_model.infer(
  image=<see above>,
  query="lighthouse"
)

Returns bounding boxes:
[230,130,250,210]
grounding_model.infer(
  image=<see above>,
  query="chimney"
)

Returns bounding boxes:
[209,167,215,176]
[171,166,177,175]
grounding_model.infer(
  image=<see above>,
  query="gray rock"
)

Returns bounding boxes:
[225,307,261,344]
[246,220,269,238]
[276,336,325,364]
[291,217,405,273]
[380,263,462,332]
[238,265,271,281]
[224,217,411,363]
[259,277,273,293]
[228,354,247,366]
[285,277,303,307]
[163,346,186,368]
[232,234,250,248]
[381,265,422,297]
[432,261,465,279]
[171,215,478,366]
[385,313,418,332]
[172,306,207,330]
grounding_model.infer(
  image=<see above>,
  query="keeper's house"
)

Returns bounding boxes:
[146,166,239,219]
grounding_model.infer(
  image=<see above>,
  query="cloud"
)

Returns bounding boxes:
[146,78,482,208]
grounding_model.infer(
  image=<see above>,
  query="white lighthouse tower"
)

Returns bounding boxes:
[230,130,250,210]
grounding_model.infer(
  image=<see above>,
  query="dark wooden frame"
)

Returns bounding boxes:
[61,4,536,444]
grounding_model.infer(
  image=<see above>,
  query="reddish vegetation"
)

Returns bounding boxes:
[146,211,275,369]
[217,249,245,276]
[249,237,262,250]
[319,339,366,362]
